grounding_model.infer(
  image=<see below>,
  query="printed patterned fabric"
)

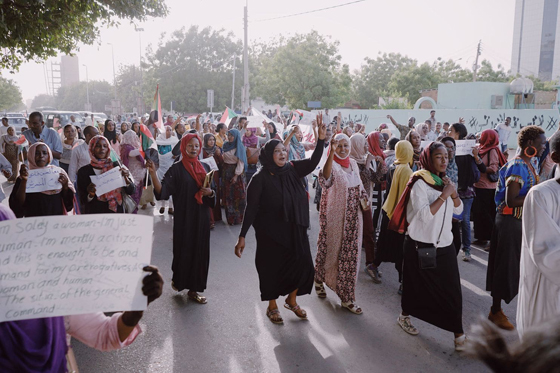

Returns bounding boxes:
[495,158,538,219]
[223,163,246,225]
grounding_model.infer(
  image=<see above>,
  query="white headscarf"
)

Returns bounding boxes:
[333,133,351,159]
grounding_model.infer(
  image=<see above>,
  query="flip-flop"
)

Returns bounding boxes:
[266,307,283,324]
[188,292,207,304]
[284,303,307,319]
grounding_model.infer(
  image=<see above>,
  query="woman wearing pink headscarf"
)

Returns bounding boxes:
[120,130,146,212]
[9,142,75,217]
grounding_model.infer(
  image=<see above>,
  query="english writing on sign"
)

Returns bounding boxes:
[0,214,153,322]
[26,167,63,193]
[90,167,126,197]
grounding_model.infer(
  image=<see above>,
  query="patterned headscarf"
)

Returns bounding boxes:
[88,135,122,212]
[242,128,259,148]
[283,125,306,161]
[367,131,386,159]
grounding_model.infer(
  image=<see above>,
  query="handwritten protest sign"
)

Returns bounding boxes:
[0,214,153,322]
[26,167,63,193]
[90,167,126,197]
[455,140,476,156]
[420,140,476,157]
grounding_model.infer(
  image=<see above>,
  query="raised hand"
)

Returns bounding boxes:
[19,164,28,181]
[318,122,327,140]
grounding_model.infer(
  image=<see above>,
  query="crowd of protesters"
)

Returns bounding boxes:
[1,107,560,371]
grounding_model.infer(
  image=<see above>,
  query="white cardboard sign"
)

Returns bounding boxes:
[0,214,153,322]
[420,140,476,156]
[90,167,126,197]
[26,167,63,193]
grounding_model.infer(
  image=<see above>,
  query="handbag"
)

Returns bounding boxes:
[121,188,137,213]
[486,151,499,182]
[415,199,447,270]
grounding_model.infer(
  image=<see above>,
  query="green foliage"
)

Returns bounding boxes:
[0,76,23,111]
[30,94,57,110]
[523,75,558,91]
[56,80,113,112]
[475,60,510,82]
[251,31,351,109]
[144,26,243,113]
[115,64,145,113]
[0,0,168,71]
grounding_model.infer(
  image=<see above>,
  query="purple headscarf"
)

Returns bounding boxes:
[242,128,259,148]
[0,205,68,372]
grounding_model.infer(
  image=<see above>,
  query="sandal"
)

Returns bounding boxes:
[341,301,363,315]
[314,281,327,298]
[168,208,174,215]
[159,207,165,214]
[266,307,283,324]
[284,302,307,319]
[171,281,179,291]
[187,292,207,304]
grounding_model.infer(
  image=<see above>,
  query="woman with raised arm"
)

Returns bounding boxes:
[147,133,216,304]
[314,132,369,315]
[234,117,327,324]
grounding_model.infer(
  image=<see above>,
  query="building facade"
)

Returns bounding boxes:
[511,0,560,81]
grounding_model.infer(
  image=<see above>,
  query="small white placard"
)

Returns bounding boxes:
[90,167,126,197]
[26,167,63,193]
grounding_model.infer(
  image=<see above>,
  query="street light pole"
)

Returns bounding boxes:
[231,55,236,109]
[136,27,145,114]
[108,43,116,100]
[83,64,90,111]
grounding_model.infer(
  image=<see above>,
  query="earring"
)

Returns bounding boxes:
[524,146,537,158]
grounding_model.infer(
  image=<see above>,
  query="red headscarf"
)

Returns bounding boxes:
[330,133,351,168]
[89,135,122,212]
[180,133,207,204]
[478,129,507,166]
[367,131,386,159]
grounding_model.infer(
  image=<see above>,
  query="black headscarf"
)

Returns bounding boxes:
[104,120,117,144]
[259,139,309,228]
[268,122,278,139]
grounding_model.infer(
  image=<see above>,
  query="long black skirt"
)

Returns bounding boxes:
[473,187,497,241]
[486,214,522,304]
[402,236,463,333]
[375,212,405,281]
[255,224,314,301]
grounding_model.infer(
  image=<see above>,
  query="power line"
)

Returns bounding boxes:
[252,0,366,22]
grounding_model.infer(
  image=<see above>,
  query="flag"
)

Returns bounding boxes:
[139,124,158,158]
[219,107,237,124]
[15,135,26,145]
[152,85,164,129]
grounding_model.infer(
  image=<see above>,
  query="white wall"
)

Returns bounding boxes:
[315,108,560,149]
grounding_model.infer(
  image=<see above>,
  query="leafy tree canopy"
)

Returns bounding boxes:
[144,26,243,113]
[0,76,23,111]
[0,0,168,71]
[251,31,351,109]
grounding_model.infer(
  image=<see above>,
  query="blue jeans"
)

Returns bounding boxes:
[500,144,507,153]
[460,197,473,252]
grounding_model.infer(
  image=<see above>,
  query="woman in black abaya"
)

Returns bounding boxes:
[234,118,327,324]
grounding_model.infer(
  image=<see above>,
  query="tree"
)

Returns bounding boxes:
[475,60,510,82]
[352,53,416,109]
[388,62,441,103]
[56,81,113,113]
[0,0,168,71]
[30,94,57,110]
[251,31,351,109]
[144,26,243,113]
[0,76,23,111]
[115,64,145,113]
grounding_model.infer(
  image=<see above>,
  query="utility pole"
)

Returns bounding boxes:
[473,40,482,82]
[242,2,250,112]
[231,55,236,109]
[108,43,117,100]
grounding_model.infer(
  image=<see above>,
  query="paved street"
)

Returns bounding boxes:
[1,178,518,372]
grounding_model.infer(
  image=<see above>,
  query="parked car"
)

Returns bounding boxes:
[44,111,85,129]
[3,113,27,134]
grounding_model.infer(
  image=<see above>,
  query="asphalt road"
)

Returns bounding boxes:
[1,177,518,373]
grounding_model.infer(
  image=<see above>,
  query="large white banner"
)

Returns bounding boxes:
[0,214,153,322]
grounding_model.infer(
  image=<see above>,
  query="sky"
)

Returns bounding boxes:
[3,0,516,103]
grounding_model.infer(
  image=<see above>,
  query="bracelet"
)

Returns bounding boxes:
[438,196,445,203]
[452,196,459,199]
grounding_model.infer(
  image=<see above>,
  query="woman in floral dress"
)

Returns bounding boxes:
[222,129,247,225]
[314,133,369,315]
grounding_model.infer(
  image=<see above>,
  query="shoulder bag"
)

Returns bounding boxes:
[415,199,447,270]
[486,150,499,183]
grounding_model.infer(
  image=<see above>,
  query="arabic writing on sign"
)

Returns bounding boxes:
[26,168,63,193]
[90,167,126,197]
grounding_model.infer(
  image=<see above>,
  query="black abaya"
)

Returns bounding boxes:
[155,162,215,292]
[9,178,74,218]
[240,140,324,301]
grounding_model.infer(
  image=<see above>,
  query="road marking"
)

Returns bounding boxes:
[460,278,490,297]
